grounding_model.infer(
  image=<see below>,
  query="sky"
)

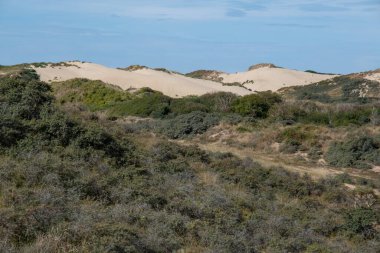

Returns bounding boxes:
[0,0,379,74]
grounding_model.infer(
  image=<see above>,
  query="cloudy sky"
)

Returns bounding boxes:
[0,0,379,73]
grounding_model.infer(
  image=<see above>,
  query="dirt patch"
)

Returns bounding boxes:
[372,166,380,173]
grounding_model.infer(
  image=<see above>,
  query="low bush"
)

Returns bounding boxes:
[53,79,132,111]
[270,101,377,127]
[232,91,282,118]
[110,90,171,118]
[0,116,26,147]
[344,208,378,239]
[277,126,319,153]
[326,136,380,169]
[160,111,220,139]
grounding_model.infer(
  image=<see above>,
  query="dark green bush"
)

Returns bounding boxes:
[54,79,132,111]
[0,71,52,120]
[0,116,26,147]
[160,111,220,139]
[344,208,378,238]
[326,136,380,169]
[36,110,81,146]
[277,126,318,153]
[111,91,171,118]
[270,101,377,127]
[75,127,126,159]
[232,91,282,118]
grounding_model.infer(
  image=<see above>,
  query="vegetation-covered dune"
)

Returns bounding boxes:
[280,75,380,103]
[0,67,379,252]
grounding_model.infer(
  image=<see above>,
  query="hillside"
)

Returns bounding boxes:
[280,73,380,103]
[0,67,379,252]
[33,62,251,98]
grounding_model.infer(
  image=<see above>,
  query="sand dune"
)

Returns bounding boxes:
[34,62,338,97]
[364,70,380,82]
[219,66,337,92]
[34,62,251,97]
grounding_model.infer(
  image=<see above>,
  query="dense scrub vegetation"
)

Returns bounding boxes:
[326,136,380,169]
[270,100,380,127]
[52,78,380,170]
[282,76,380,103]
[0,70,379,252]
[53,78,380,127]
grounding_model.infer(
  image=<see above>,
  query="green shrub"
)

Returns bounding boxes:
[160,111,220,139]
[0,71,52,120]
[232,91,282,118]
[169,92,238,115]
[36,110,81,146]
[75,127,125,158]
[270,101,377,127]
[344,208,378,238]
[0,116,26,147]
[199,92,238,113]
[326,136,380,169]
[277,126,318,153]
[53,78,132,111]
[110,91,171,118]
[169,96,209,115]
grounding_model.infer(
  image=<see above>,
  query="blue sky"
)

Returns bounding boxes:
[0,0,379,74]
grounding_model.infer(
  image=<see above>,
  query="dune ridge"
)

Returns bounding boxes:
[34,62,251,98]
[34,61,337,97]
[219,66,338,92]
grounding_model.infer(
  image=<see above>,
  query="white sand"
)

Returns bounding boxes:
[365,72,380,82]
[35,62,339,97]
[219,67,337,92]
[34,62,251,97]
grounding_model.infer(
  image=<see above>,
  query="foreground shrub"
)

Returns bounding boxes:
[0,70,52,120]
[344,208,378,239]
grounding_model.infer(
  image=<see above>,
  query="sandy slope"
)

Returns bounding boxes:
[219,67,337,91]
[34,62,251,97]
[364,71,380,82]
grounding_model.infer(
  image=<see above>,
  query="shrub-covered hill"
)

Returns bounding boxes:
[185,70,224,82]
[280,75,380,103]
[0,69,379,252]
